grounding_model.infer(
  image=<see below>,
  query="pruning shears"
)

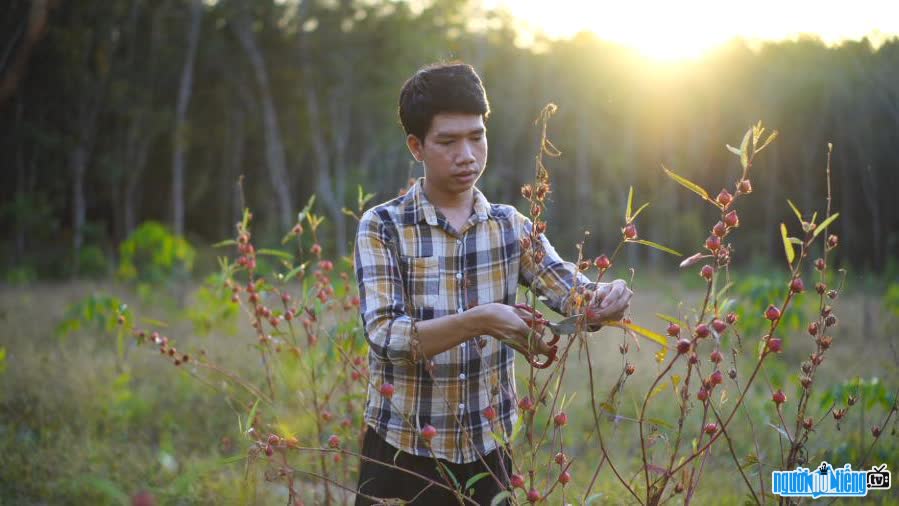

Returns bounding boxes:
[511,303,584,369]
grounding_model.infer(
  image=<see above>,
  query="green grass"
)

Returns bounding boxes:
[1,277,897,505]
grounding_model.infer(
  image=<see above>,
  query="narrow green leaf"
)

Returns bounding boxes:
[726,144,742,157]
[282,263,308,282]
[491,491,513,506]
[140,317,168,327]
[786,199,803,224]
[812,213,839,238]
[606,320,668,346]
[465,472,491,492]
[297,195,316,223]
[780,223,795,265]
[630,202,650,222]
[662,164,711,202]
[586,493,605,504]
[627,239,682,256]
[739,127,752,170]
[256,248,294,261]
[212,239,237,248]
[716,281,734,301]
[756,130,779,153]
[788,237,802,245]
[655,313,686,327]
[626,186,634,222]
[646,417,674,430]
[246,399,260,433]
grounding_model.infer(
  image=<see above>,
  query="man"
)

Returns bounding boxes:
[353,62,632,504]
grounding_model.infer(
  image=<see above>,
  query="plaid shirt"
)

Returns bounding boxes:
[354,178,593,463]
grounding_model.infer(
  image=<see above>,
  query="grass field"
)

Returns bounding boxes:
[1,274,897,505]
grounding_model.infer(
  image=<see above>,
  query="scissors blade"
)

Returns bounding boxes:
[548,314,584,334]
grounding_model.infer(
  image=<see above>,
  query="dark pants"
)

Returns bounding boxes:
[354,427,511,505]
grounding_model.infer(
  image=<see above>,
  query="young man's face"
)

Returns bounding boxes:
[407,112,487,196]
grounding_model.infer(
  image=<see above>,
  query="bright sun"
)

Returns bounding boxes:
[484,0,899,61]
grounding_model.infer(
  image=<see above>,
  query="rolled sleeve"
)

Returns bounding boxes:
[354,210,419,366]
[517,212,596,317]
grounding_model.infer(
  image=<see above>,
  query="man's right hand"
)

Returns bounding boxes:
[471,303,553,357]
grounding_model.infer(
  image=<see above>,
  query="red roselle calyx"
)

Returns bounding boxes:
[625,363,636,375]
[772,389,786,405]
[623,223,638,239]
[555,452,567,465]
[483,406,497,421]
[716,189,733,207]
[765,305,781,321]
[594,254,611,270]
[712,221,727,237]
[703,423,718,434]
[421,424,437,441]
[511,474,525,489]
[712,319,727,333]
[328,435,340,448]
[872,425,882,437]
[827,234,839,248]
[815,258,825,271]
[379,383,394,400]
[559,470,571,485]
[710,350,723,363]
[803,417,814,430]
[790,278,805,293]
[706,235,721,252]
[738,179,752,194]
[667,323,681,336]
[695,324,710,338]
[697,388,709,401]
[527,488,541,503]
[521,184,532,199]
[724,210,740,228]
[808,322,819,336]
[518,397,535,412]
[677,339,691,354]
[766,338,783,353]
[726,312,738,325]
[710,370,724,386]
[553,411,568,427]
[701,264,714,280]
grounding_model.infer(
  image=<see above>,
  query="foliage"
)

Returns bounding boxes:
[117,221,195,284]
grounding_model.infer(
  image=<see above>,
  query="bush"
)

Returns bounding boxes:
[117,222,195,284]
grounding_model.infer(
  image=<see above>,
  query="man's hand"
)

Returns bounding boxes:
[587,279,633,323]
[472,303,553,357]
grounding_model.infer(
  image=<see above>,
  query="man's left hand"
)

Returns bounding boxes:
[587,279,633,323]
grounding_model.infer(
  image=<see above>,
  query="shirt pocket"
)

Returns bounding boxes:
[400,255,440,311]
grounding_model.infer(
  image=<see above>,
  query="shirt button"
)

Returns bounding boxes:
[458,403,465,411]
[456,239,462,245]
[456,272,462,279]
[457,307,464,314]
[460,342,466,348]
[459,373,466,380]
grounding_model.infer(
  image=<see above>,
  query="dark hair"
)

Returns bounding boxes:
[398,62,490,142]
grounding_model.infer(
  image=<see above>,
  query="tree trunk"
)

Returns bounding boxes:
[171,0,203,236]
[232,11,294,231]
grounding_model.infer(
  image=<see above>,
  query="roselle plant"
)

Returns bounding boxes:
[117,109,896,506]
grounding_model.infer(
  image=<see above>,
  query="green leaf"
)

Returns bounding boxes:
[606,320,668,347]
[756,130,779,153]
[282,262,308,282]
[655,313,686,327]
[780,223,795,265]
[662,164,711,203]
[716,281,734,301]
[256,248,294,261]
[739,127,752,170]
[297,195,316,223]
[586,493,605,504]
[491,491,512,506]
[812,213,839,238]
[626,186,634,222]
[627,239,682,256]
[465,472,491,492]
[212,239,237,248]
[726,144,742,157]
[245,399,260,432]
[140,317,168,327]
[786,199,803,224]
[646,417,674,430]
[631,202,650,222]
[788,237,802,245]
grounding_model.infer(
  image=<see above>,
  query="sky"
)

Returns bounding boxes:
[484,0,899,60]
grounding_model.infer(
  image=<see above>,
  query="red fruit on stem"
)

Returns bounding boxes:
[726,312,738,325]
[872,425,882,437]
[268,434,280,446]
[264,445,274,457]
[712,319,727,333]
[697,388,709,402]
[704,423,717,435]
[738,179,752,194]
[815,258,825,271]
[625,363,636,375]
[594,254,611,270]
[803,417,814,430]
[553,411,568,427]
[518,397,535,412]
[710,370,724,386]
[766,338,783,353]
[676,338,691,354]
[421,424,437,441]
[710,350,723,363]
[695,324,710,338]
[790,278,805,294]
[483,406,497,421]
[772,389,786,405]
[827,234,838,248]
[705,235,721,252]
[379,383,394,400]
[527,488,541,503]
[559,470,571,485]
[724,211,740,228]
[716,189,733,207]
[700,265,714,280]
[510,474,525,489]
[623,223,638,239]
[554,452,567,465]
[667,322,681,336]
[808,322,819,336]
[712,221,727,237]
[765,305,781,321]
[327,435,340,448]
